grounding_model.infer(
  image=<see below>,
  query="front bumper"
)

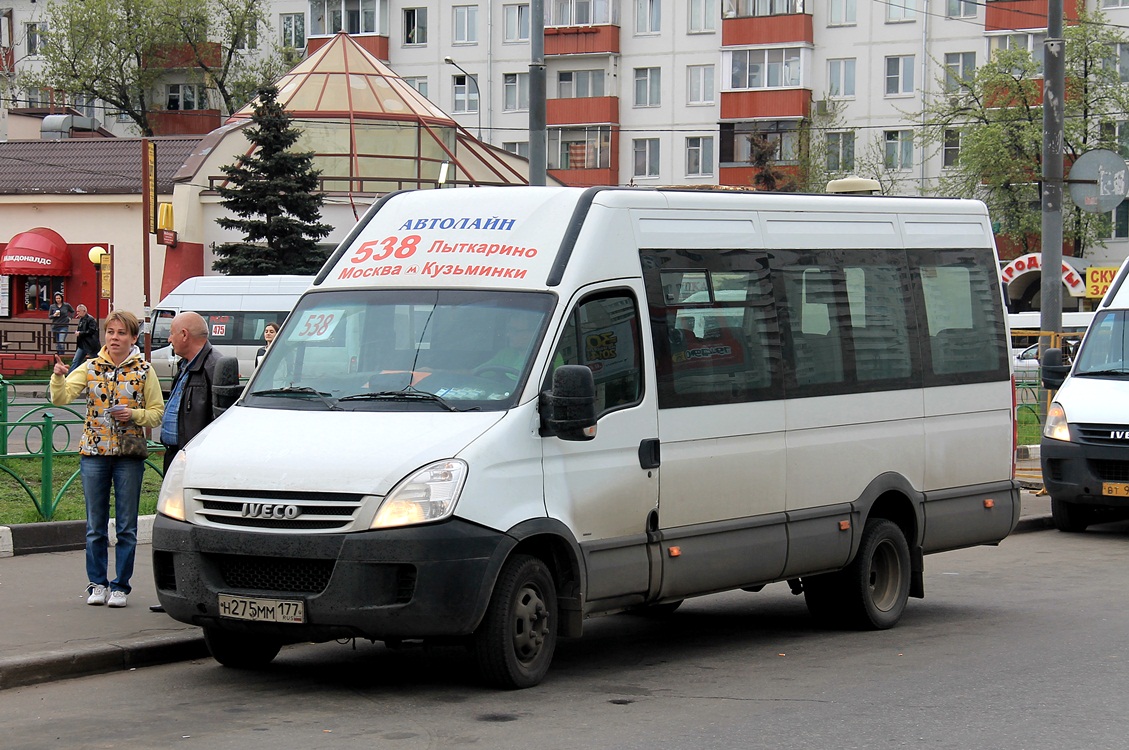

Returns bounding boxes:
[1041,437,1129,507]
[152,514,515,643]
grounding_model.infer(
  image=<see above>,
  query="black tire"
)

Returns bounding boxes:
[472,554,558,689]
[1051,497,1092,533]
[830,518,911,630]
[802,572,848,627]
[203,628,282,669]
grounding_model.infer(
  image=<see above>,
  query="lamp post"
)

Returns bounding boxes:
[444,56,482,140]
[87,246,109,329]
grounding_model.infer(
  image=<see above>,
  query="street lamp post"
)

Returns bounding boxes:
[444,56,482,140]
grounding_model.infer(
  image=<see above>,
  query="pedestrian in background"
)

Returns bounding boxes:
[160,311,221,474]
[69,304,100,373]
[48,291,73,356]
[254,321,278,368]
[49,310,164,608]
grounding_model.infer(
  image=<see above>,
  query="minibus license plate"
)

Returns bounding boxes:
[1102,482,1129,498]
[218,594,305,624]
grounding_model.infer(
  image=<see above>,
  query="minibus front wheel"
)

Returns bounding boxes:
[473,554,558,689]
[204,627,282,669]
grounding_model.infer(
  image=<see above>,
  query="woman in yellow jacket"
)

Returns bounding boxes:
[50,310,164,609]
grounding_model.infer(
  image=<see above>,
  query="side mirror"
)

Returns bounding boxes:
[212,355,242,418]
[1040,347,1070,390]
[541,364,597,441]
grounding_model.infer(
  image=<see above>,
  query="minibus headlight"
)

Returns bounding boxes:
[157,450,189,521]
[371,459,468,529]
[1043,402,1072,443]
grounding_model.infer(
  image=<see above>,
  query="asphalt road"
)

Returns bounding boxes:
[4,523,1128,750]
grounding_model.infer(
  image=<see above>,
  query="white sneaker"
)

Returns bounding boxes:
[87,584,109,606]
[107,590,128,608]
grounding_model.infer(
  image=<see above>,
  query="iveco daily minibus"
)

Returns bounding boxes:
[153,186,1020,688]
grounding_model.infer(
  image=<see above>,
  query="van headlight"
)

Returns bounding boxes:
[371,459,468,529]
[157,450,189,521]
[1043,402,1072,442]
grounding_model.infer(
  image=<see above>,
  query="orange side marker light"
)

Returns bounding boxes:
[668,546,681,558]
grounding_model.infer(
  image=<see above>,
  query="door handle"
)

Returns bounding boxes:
[638,438,660,469]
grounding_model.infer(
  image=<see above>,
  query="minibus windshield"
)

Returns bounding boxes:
[245,289,556,411]
[1073,310,1129,377]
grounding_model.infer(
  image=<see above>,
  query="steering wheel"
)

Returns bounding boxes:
[472,364,520,380]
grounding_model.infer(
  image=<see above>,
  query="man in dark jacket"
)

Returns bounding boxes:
[159,311,221,474]
[69,304,100,372]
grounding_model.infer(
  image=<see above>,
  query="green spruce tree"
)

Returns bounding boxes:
[213,85,332,275]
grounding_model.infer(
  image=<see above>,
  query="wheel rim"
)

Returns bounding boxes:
[867,539,903,613]
[511,583,551,664]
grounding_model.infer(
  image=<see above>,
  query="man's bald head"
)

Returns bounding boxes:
[169,311,209,360]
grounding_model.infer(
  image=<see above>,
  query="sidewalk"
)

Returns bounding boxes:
[0,458,1052,691]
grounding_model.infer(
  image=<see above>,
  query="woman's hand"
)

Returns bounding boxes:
[52,356,68,377]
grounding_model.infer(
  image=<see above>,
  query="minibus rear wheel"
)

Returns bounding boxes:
[203,627,282,669]
[473,554,558,689]
[841,518,910,630]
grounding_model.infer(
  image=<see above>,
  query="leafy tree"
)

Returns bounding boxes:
[919,11,1129,256]
[213,85,332,275]
[748,135,799,192]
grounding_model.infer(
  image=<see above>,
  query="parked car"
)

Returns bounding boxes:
[1014,343,1040,378]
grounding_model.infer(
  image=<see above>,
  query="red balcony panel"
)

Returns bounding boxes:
[544,25,620,55]
[146,42,221,69]
[984,0,1081,31]
[548,167,619,187]
[547,96,619,126]
[308,34,389,61]
[722,14,813,46]
[721,89,810,120]
[719,166,756,188]
[149,109,222,136]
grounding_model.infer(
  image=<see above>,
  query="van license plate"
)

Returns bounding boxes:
[217,594,305,624]
[1102,483,1129,498]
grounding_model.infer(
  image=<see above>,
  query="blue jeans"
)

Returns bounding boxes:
[52,327,68,355]
[69,346,94,373]
[80,455,145,594]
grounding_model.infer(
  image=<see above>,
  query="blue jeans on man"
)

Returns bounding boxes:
[69,346,95,373]
[80,455,145,594]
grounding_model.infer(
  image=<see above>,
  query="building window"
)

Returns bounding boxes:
[887,0,916,21]
[25,22,45,56]
[735,0,805,16]
[454,5,477,43]
[71,94,96,118]
[944,52,975,93]
[1110,43,1129,83]
[1105,200,1129,239]
[281,13,305,48]
[310,0,387,36]
[943,129,960,168]
[234,20,259,50]
[989,33,1045,76]
[549,126,612,169]
[551,0,614,25]
[503,141,530,158]
[453,74,479,112]
[504,72,529,111]
[689,0,717,32]
[829,0,856,25]
[885,55,914,95]
[720,121,800,165]
[946,0,976,18]
[634,138,660,178]
[827,131,855,172]
[167,83,205,111]
[686,136,714,177]
[1102,0,1129,7]
[403,76,429,98]
[634,67,661,107]
[730,48,802,90]
[404,7,427,45]
[688,65,715,105]
[828,58,855,98]
[558,70,605,98]
[884,130,913,170]
[504,4,530,42]
[636,0,660,33]
[25,88,54,108]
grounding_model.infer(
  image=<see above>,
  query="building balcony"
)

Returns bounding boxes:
[547,96,619,126]
[308,34,389,62]
[146,42,221,70]
[149,109,222,136]
[545,24,620,56]
[721,89,811,121]
[722,14,813,46]
[985,0,1081,31]
[719,164,801,189]
[548,166,619,187]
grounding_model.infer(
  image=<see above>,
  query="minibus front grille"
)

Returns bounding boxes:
[1074,424,1129,447]
[194,489,366,532]
[1092,460,1129,482]
[210,554,335,594]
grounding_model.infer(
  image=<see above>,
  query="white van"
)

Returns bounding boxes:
[1040,256,1129,531]
[153,187,1019,688]
[149,275,312,384]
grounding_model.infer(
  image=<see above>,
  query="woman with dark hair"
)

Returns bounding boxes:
[255,321,279,368]
[48,291,74,356]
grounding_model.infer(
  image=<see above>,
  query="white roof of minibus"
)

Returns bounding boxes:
[156,275,313,307]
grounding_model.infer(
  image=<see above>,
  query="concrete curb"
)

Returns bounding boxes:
[0,514,155,558]
[0,630,208,690]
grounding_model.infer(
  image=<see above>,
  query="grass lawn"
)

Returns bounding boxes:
[0,453,165,524]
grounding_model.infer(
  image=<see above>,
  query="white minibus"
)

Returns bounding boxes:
[153,187,1019,688]
[149,275,312,384]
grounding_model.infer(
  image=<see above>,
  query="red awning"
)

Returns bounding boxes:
[0,228,72,276]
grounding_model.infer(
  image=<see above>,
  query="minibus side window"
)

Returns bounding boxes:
[549,293,643,415]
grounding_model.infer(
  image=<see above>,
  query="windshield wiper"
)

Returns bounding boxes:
[338,390,468,412]
[249,386,342,411]
[1075,368,1129,378]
